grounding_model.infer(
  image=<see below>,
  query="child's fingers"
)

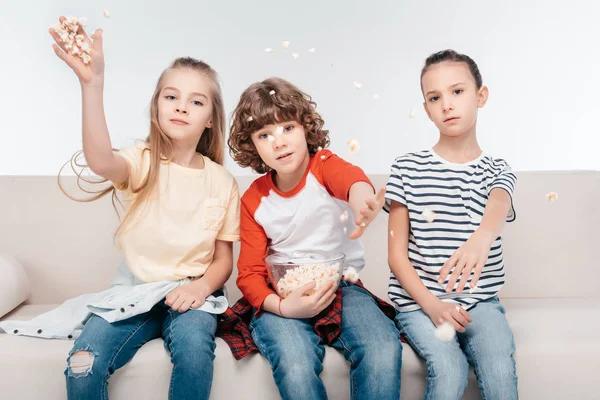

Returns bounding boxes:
[91,29,103,53]
[312,281,332,299]
[470,261,486,289]
[446,259,466,292]
[442,313,465,333]
[176,299,189,313]
[51,43,68,62]
[165,292,178,307]
[375,187,386,204]
[439,252,459,284]
[348,225,365,240]
[297,281,317,296]
[456,263,475,293]
[171,297,185,311]
[452,307,470,329]
[317,285,336,308]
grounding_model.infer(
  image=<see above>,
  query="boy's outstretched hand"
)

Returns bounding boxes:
[349,186,386,240]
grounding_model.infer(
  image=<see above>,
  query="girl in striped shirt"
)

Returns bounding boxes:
[385,49,519,400]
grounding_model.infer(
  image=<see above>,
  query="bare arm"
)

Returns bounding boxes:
[49,18,128,184]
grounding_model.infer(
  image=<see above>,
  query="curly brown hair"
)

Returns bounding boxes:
[228,77,330,174]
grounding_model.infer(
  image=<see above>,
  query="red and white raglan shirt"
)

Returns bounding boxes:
[237,149,375,310]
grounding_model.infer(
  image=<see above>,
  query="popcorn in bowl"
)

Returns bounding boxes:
[266,252,345,299]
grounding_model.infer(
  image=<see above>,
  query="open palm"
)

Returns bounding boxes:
[49,16,105,85]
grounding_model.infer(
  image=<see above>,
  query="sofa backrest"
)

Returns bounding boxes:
[0,172,597,305]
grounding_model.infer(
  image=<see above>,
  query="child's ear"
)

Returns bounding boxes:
[477,86,489,108]
[206,120,213,128]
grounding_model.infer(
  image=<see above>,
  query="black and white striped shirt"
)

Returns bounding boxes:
[384,149,517,312]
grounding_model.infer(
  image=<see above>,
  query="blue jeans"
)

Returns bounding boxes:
[65,300,218,400]
[395,297,518,400]
[250,282,402,400]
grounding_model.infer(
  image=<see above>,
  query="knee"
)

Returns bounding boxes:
[361,337,403,375]
[66,349,100,379]
[274,345,323,378]
[427,353,469,391]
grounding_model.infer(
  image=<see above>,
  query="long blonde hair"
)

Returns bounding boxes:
[58,57,226,238]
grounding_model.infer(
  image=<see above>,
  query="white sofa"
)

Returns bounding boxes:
[1,172,599,400]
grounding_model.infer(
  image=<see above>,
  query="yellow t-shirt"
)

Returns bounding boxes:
[113,143,240,283]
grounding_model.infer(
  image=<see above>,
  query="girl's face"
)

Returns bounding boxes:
[421,61,488,138]
[157,68,214,145]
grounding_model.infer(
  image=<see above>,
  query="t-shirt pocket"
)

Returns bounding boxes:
[203,198,227,231]
[464,183,487,223]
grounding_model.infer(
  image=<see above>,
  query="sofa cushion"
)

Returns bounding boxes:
[3,298,598,399]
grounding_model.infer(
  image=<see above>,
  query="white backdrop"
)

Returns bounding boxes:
[2,0,598,176]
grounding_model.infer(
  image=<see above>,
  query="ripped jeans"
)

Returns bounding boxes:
[65,300,218,400]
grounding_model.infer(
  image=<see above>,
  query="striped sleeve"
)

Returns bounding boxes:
[384,159,407,213]
[488,159,517,222]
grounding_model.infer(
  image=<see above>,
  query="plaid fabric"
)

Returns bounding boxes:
[215,298,257,360]
[216,280,401,360]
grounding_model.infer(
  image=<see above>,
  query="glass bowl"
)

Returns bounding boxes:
[265,251,345,298]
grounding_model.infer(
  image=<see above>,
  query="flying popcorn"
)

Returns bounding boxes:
[546,192,558,203]
[422,209,436,223]
[267,135,275,142]
[308,48,316,53]
[353,81,363,89]
[317,146,323,152]
[320,155,326,160]
[434,322,456,342]
[246,116,253,122]
[291,53,299,59]
[340,210,349,223]
[103,9,111,18]
[469,284,479,294]
[347,139,360,154]
[390,230,394,237]
[269,90,276,95]
[265,48,274,53]
[281,41,290,49]
[409,108,417,119]
[275,126,284,136]
[373,94,380,99]
[343,267,360,284]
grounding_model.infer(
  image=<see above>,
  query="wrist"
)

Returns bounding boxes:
[190,279,211,298]
[421,295,440,315]
[475,227,496,246]
[81,79,104,90]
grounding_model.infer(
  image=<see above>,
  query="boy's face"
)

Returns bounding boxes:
[421,61,488,138]
[251,120,309,175]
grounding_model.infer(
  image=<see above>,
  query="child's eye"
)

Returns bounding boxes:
[453,89,463,95]
[192,100,203,106]
[165,95,176,100]
[284,125,294,132]
[258,133,268,139]
[429,96,439,102]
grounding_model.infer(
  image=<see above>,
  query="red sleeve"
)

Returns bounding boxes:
[313,149,375,201]
[236,182,276,312]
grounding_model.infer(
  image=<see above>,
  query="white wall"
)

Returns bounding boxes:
[2,0,599,176]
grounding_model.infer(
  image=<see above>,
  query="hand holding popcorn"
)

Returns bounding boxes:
[279,281,337,319]
[49,16,105,86]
